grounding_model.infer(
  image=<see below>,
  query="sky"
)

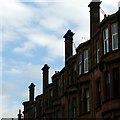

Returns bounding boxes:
[1,0,120,119]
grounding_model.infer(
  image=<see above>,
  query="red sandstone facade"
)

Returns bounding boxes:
[20,0,120,120]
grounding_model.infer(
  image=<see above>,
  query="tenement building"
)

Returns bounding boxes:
[20,0,120,120]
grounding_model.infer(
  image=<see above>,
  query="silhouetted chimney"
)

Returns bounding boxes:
[18,109,22,120]
[63,29,74,63]
[29,83,35,101]
[88,0,101,38]
[42,64,50,93]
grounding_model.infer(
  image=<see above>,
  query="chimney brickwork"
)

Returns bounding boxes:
[63,30,74,63]
[88,1,101,38]
[42,64,50,93]
[29,83,35,102]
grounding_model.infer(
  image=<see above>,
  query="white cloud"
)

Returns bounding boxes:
[13,31,65,58]
[0,94,10,119]
[4,61,42,82]
[2,0,120,118]
[0,0,32,26]
[2,59,64,118]
[47,39,64,58]
[2,61,43,118]
[40,16,65,31]
[13,42,35,57]
[2,104,23,118]
[2,0,90,58]
[6,68,21,75]
[19,90,28,101]
[2,83,17,93]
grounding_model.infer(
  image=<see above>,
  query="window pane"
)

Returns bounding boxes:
[105,72,110,100]
[72,98,76,118]
[80,53,82,62]
[112,23,118,34]
[86,89,90,112]
[112,68,119,97]
[112,23,118,50]
[103,28,109,54]
[103,28,108,39]
[96,41,100,63]
[84,50,88,73]
[79,64,82,75]
[79,53,82,75]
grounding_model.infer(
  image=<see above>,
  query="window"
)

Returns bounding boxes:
[96,41,100,63]
[79,91,82,114]
[79,53,82,75]
[55,81,58,98]
[68,100,72,119]
[85,89,90,112]
[68,98,77,119]
[84,49,88,73]
[112,68,119,98]
[115,116,120,120]
[55,79,60,98]
[98,81,101,103]
[35,105,37,119]
[103,28,109,54]
[105,72,110,100]
[49,89,53,106]
[58,80,61,96]
[73,63,77,83]
[50,89,53,98]
[72,97,77,118]
[40,99,43,114]
[46,92,49,108]
[61,75,65,93]
[111,23,118,50]
[96,80,101,107]
[68,66,71,85]
[74,62,77,71]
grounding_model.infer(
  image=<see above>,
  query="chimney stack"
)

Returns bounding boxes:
[42,64,50,93]
[88,0,101,38]
[63,29,74,63]
[29,83,35,101]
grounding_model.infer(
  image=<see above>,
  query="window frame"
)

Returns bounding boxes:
[103,27,109,54]
[79,53,82,75]
[85,89,90,112]
[68,66,71,85]
[105,72,110,100]
[84,49,88,73]
[96,79,101,108]
[96,40,100,63]
[111,23,118,50]
[72,97,77,118]
[112,67,119,98]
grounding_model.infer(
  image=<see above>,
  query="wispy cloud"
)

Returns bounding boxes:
[1,0,120,118]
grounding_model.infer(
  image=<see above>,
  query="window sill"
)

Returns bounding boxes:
[102,96,120,104]
[79,111,90,116]
[101,48,119,59]
[78,71,90,78]
[95,105,101,111]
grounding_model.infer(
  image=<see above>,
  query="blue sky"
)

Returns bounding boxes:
[1,0,120,118]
